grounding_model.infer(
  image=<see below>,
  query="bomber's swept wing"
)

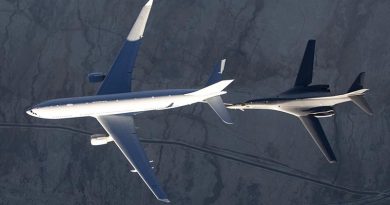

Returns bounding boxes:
[97,0,153,95]
[298,115,337,163]
[294,40,316,87]
[96,114,169,203]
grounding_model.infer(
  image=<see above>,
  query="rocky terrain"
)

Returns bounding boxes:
[1,0,390,204]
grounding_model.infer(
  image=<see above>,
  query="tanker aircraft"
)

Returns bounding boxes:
[26,0,233,202]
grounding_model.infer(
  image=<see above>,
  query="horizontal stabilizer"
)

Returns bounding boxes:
[187,80,234,96]
[205,96,233,124]
[349,95,373,115]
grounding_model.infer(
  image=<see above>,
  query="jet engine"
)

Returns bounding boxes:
[312,106,335,118]
[313,110,335,118]
[306,106,335,118]
[88,72,106,83]
[90,134,113,145]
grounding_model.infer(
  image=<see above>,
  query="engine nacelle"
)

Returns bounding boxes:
[91,134,113,146]
[313,110,335,118]
[304,106,335,118]
[88,72,106,83]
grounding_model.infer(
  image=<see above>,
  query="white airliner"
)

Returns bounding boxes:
[26,0,233,202]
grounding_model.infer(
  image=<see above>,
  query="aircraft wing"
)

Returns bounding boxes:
[294,40,316,87]
[96,114,169,203]
[97,0,153,95]
[298,115,337,163]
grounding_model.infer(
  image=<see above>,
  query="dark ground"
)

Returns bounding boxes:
[1,0,390,204]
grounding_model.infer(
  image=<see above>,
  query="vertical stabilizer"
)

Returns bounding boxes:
[294,40,316,87]
[348,72,365,92]
[187,80,234,124]
[191,59,233,124]
[207,59,226,86]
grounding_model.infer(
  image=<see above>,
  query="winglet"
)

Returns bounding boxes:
[127,0,153,41]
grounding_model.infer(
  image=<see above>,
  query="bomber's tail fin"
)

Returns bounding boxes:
[347,72,373,115]
[348,72,365,92]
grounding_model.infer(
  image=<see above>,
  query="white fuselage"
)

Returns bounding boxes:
[27,89,221,119]
[228,92,353,116]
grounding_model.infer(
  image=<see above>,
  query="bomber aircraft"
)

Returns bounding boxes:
[26,0,233,202]
[227,40,372,163]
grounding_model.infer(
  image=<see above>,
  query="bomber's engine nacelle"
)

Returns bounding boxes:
[88,72,106,83]
[313,110,335,118]
[91,134,113,146]
[306,106,335,118]
[310,106,335,118]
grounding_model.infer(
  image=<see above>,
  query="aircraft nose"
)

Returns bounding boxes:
[226,104,241,109]
[26,109,33,116]
[26,107,38,117]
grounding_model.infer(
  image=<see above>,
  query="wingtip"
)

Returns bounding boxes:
[145,0,153,7]
[224,121,234,125]
[127,0,153,41]
[327,156,337,163]
[220,115,234,124]
[159,198,170,203]
[365,109,374,116]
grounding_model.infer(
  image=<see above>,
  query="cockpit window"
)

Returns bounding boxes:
[30,109,38,115]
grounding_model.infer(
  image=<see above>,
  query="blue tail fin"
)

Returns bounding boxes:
[206,59,226,86]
